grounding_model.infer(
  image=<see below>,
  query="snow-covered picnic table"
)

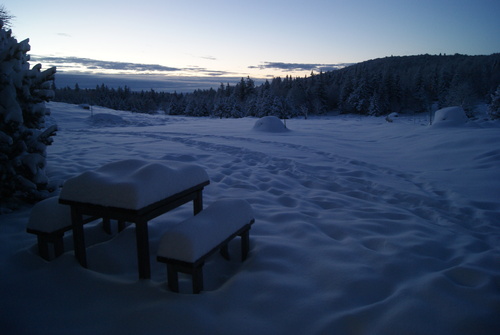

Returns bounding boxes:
[59,159,210,279]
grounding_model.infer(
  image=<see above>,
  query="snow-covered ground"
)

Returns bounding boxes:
[1,102,499,334]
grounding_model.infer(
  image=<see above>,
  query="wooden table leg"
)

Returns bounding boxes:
[167,264,179,292]
[241,227,250,261]
[193,190,203,215]
[135,220,151,279]
[71,207,87,268]
[102,217,111,234]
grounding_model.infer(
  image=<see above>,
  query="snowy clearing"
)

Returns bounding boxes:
[1,102,499,334]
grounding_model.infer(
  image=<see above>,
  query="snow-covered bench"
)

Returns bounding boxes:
[157,199,255,294]
[27,196,124,260]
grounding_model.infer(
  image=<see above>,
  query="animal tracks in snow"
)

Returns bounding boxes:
[123,130,471,232]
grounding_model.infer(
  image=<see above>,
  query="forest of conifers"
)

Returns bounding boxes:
[54,53,500,118]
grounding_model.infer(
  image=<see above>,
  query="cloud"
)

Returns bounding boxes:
[31,55,182,73]
[30,55,233,76]
[183,65,232,76]
[53,72,252,93]
[185,53,217,61]
[200,55,217,61]
[249,61,353,72]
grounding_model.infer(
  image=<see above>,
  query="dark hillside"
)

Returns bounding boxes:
[54,54,500,117]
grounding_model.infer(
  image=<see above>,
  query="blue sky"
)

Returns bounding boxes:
[2,0,500,84]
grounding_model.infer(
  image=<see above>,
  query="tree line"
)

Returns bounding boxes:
[54,53,500,118]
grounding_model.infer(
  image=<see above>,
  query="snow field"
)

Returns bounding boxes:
[1,103,499,334]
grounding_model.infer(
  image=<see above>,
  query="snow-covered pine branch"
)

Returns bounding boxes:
[0,20,57,211]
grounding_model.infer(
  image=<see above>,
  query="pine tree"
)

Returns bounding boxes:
[1,20,57,209]
[0,5,14,29]
[338,75,355,113]
[445,73,476,116]
[368,91,383,116]
[488,85,500,120]
[347,77,371,114]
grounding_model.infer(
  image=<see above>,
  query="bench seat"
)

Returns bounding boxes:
[157,199,254,293]
[27,197,124,260]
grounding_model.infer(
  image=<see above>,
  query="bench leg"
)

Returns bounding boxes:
[135,220,151,279]
[166,263,204,294]
[36,235,50,261]
[193,190,203,215]
[192,265,204,294]
[71,207,87,268]
[167,264,179,292]
[53,233,65,258]
[103,218,126,234]
[241,228,250,261]
[220,244,230,260]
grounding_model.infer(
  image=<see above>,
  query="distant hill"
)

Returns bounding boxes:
[320,53,500,115]
[54,53,500,117]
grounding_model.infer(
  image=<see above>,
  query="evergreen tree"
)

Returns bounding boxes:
[1,20,57,209]
[347,77,370,114]
[0,5,14,29]
[445,74,476,116]
[286,80,307,116]
[255,89,273,117]
[384,73,402,113]
[338,75,355,113]
[368,90,384,116]
[230,102,244,118]
[488,85,500,120]
[244,76,256,97]
[232,78,246,102]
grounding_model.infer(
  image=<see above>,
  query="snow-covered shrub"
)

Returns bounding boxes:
[253,116,289,133]
[0,20,57,209]
[431,106,468,128]
[488,85,500,120]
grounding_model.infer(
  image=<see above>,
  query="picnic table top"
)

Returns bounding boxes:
[59,159,210,210]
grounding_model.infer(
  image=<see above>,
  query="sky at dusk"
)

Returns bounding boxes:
[2,0,500,86]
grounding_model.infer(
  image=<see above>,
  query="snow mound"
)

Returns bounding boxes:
[432,106,468,127]
[385,112,399,123]
[253,116,289,132]
[88,113,129,127]
[59,159,209,209]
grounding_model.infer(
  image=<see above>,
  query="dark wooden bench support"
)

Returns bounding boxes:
[28,216,127,261]
[158,222,253,294]
[28,196,127,262]
[71,206,87,267]
[102,217,126,235]
[27,215,124,261]
[26,228,67,261]
[193,189,203,215]
[135,220,150,280]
